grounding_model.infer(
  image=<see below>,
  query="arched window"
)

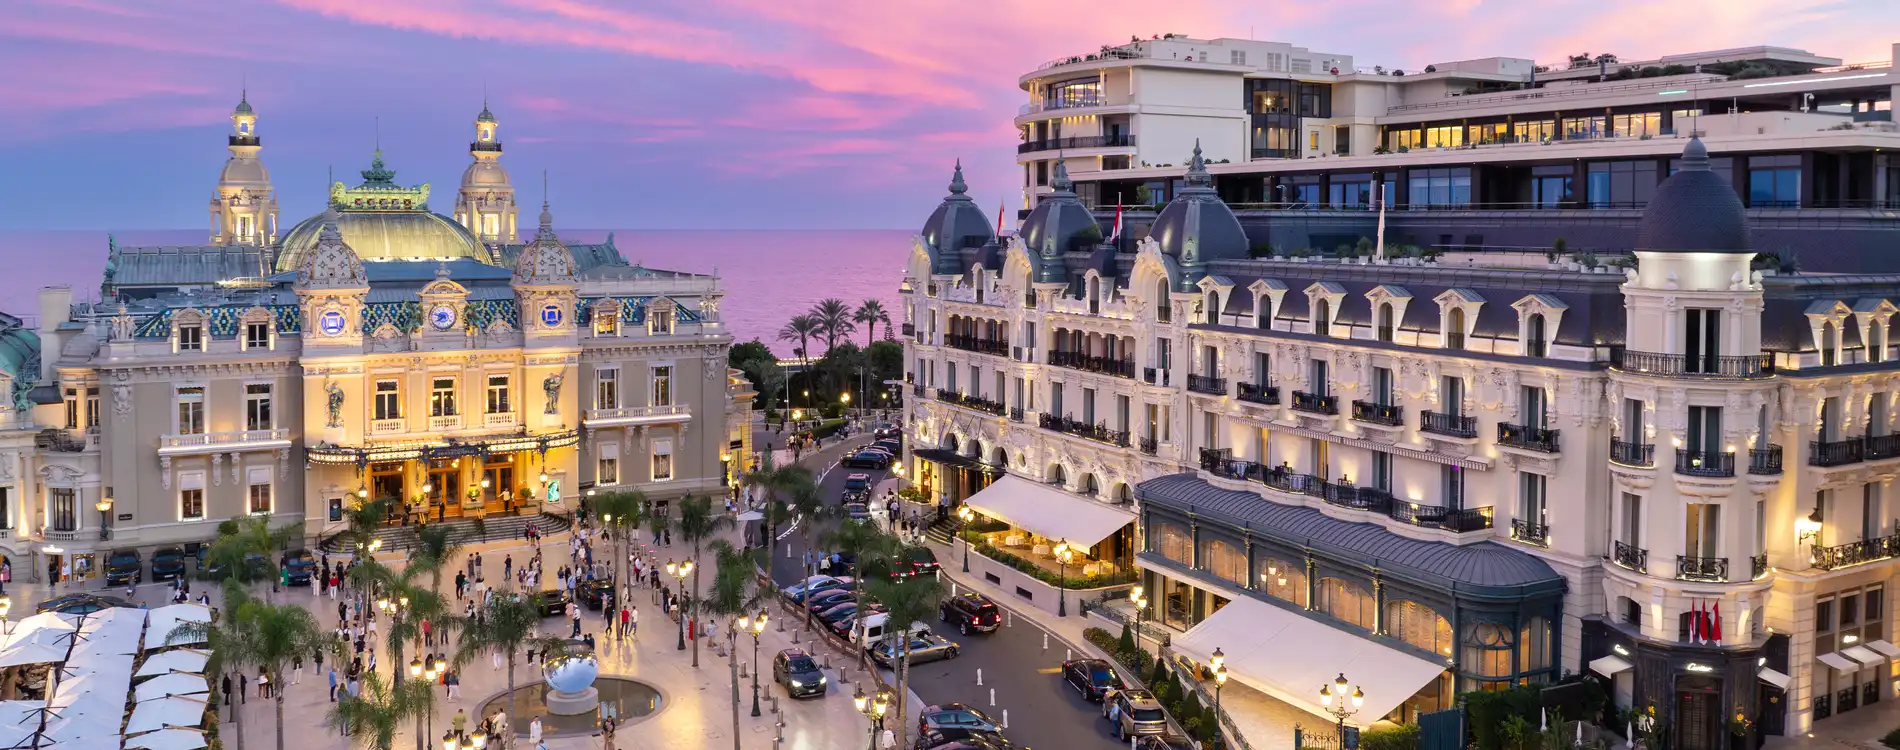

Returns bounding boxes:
[1460,622,1516,685]
[1525,313,1547,358]
[1377,303,1395,342]
[943,434,960,452]
[1154,521,1192,564]
[1114,483,1134,505]
[1257,557,1306,605]
[1446,308,1466,349]
[990,447,1008,467]
[1314,299,1332,337]
[1822,320,1839,366]
[1202,539,1247,586]
[1318,577,1375,630]
[1256,294,1271,329]
[1156,278,1172,323]
[1048,464,1067,486]
[1386,600,1454,658]
[1871,323,1889,363]
[966,439,984,459]
[1079,474,1099,496]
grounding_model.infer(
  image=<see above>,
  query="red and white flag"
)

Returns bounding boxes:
[1712,602,1723,645]
[1108,204,1123,242]
[1690,600,1705,644]
[996,200,1007,237]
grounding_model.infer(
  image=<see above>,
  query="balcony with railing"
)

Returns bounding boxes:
[1610,438,1655,468]
[1237,382,1279,406]
[1498,423,1561,453]
[1049,350,1135,378]
[583,403,693,428]
[1291,391,1338,415]
[1037,412,1131,448]
[947,334,1009,357]
[1870,434,1900,460]
[1138,437,1158,456]
[1187,374,1227,396]
[1675,555,1729,583]
[1199,449,1492,533]
[158,427,293,456]
[1609,349,1775,379]
[1018,134,1137,154]
[1142,368,1170,387]
[901,323,916,337]
[1752,554,1769,579]
[1811,533,1900,571]
[1750,445,1784,475]
[1420,411,1478,439]
[936,389,1006,417]
[911,384,926,399]
[1613,541,1648,573]
[1008,407,1025,423]
[1811,437,1866,467]
[1350,401,1403,427]
[1674,448,1735,478]
[1510,519,1550,547]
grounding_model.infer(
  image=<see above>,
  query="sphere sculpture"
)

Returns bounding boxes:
[541,653,600,715]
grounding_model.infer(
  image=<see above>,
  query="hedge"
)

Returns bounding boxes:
[1082,626,1153,678]
[1362,723,1421,750]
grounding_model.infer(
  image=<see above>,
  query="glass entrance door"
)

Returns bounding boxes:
[485,455,516,514]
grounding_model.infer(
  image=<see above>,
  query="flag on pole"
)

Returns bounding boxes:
[1712,601,1723,645]
[1373,180,1388,260]
[996,200,1006,237]
[1107,204,1123,243]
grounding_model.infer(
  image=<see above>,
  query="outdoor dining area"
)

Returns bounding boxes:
[957,474,1138,579]
[0,601,216,749]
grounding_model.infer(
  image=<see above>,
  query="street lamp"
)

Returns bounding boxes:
[956,506,975,573]
[742,611,768,716]
[1319,671,1365,749]
[1210,647,1230,749]
[668,559,692,651]
[854,687,890,750]
[95,495,113,540]
[442,734,457,750]
[1130,586,1148,645]
[0,595,12,635]
[1054,540,1074,617]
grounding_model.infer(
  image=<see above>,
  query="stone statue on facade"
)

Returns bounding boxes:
[325,380,345,428]
[543,371,564,414]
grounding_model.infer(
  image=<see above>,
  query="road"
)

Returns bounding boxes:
[762,432,1123,750]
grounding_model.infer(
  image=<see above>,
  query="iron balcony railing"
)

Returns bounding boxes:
[1187,374,1227,396]
[1142,367,1170,386]
[1811,533,1900,571]
[1811,438,1866,467]
[1350,401,1403,426]
[1609,438,1655,467]
[1609,348,1775,379]
[911,384,925,398]
[1498,423,1562,453]
[1037,412,1131,448]
[936,389,1005,416]
[1675,555,1729,583]
[1049,351,1136,378]
[1420,411,1478,438]
[901,323,915,337]
[1511,519,1549,547]
[1749,445,1784,475]
[1291,391,1338,415]
[1613,541,1648,573]
[1017,134,1137,154]
[1870,434,1900,460]
[1138,437,1158,456]
[1752,554,1769,579]
[1198,449,1491,533]
[1674,448,1735,478]
[1237,382,1280,405]
[947,335,1008,356]
[1008,407,1025,423]
[470,141,503,153]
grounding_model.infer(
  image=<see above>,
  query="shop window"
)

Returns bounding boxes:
[1318,577,1375,630]
[1387,600,1454,658]
[1461,622,1516,685]
[1201,539,1247,586]
[1256,557,1305,605]
[1155,522,1192,565]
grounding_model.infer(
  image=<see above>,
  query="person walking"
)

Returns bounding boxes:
[451,709,468,739]
[327,666,338,701]
[528,717,543,747]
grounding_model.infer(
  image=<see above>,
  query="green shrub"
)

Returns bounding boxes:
[217,519,240,537]
[1362,723,1422,750]
[1183,717,1204,741]
[1117,622,1135,653]
[1882,728,1900,750]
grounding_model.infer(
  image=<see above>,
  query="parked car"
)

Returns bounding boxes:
[843,451,892,469]
[804,590,855,613]
[843,503,872,520]
[1135,735,1199,750]
[847,611,929,650]
[874,424,901,439]
[917,703,1002,735]
[842,473,873,493]
[104,549,142,586]
[914,728,1008,750]
[868,633,959,667]
[532,589,570,617]
[872,438,902,454]
[815,601,864,625]
[1062,658,1123,702]
[785,575,847,604]
[37,594,129,615]
[891,547,940,579]
[939,592,1001,635]
[921,736,1018,750]
[280,549,316,586]
[149,547,187,582]
[772,649,827,698]
[1104,688,1169,739]
[578,578,616,610]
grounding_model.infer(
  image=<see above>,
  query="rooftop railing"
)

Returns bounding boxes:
[1198,449,1492,533]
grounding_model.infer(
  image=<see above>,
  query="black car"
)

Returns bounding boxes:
[280,549,316,586]
[843,451,892,469]
[872,438,902,454]
[917,703,1003,735]
[532,589,570,617]
[1062,658,1122,702]
[579,578,616,610]
[150,547,187,582]
[939,592,1001,635]
[842,473,873,494]
[772,649,827,698]
[892,547,940,579]
[103,549,142,586]
[874,424,901,439]
[915,728,1008,750]
[804,590,854,614]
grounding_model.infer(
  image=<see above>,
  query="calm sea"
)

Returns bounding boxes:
[0,229,910,357]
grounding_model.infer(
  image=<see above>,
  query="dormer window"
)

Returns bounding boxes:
[245,321,270,350]
[1435,288,1485,351]
[1314,299,1333,337]
[1445,309,1466,349]
[1304,282,1346,337]
[177,324,202,352]
[1365,285,1411,343]
[1525,315,1548,357]
[595,301,621,337]
[649,302,675,336]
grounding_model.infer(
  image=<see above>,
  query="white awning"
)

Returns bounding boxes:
[1172,593,1449,723]
[1758,667,1792,690]
[125,728,210,750]
[1842,645,1887,668]
[0,701,45,750]
[1589,655,1634,678]
[143,604,211,651]
[135,673,210,703]
[3,612,76,648]
[136,649,211,678]
[1868,640,1900,659]
[1818,652,1859,673]
[124,696,208,735]
[963,474,1136,547]
[0,628,76,668]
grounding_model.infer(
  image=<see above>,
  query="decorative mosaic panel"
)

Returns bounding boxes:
[133,310,174,339]
[273,305,302,335]
[577,296,700,325]
[362,302,421,333]
[206,306,243,338]
[465,299,520,330]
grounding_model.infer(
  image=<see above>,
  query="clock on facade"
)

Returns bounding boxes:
[540,303,563,328]
[430,304,457,330]
[318,310,347,336]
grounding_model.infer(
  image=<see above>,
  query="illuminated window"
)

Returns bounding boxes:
[596,369,619,410]
[486,375,511,414]
[374,380,401,420]
[177,324,203,352]
[176,387,205,435]
[651,439,674,482]
[430,377,458,417]
[245,383,272,431]
[1318,577,1375,630]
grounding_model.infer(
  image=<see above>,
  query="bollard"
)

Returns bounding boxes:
[1042,633,1048,651]
[1003,710,1009,730]
[1007,611,1013,628]
[976,668,982,686]
[951,583,958,597]
[1067,648,1072,661]
[989,687,996,706]
[792,629,800,644]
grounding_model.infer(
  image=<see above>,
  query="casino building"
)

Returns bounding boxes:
[0,95,738,578]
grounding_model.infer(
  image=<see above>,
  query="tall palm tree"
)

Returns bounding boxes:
[705,540,767,750]
[863,571,947,750]
[782,481,834,634]
[777,315,821,361]
[810,299,856,355]
[453,585,541,718]
[326,670,435,750]
[172,579,327,750]
[853,300,890,349]
[821,520,902,668]
[409,524,466,602]
[205,514,298,602]
[593,490,649,605]
[673,495,735,668]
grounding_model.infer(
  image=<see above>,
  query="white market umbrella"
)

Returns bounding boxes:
[736,510,765,521]
[135,673,210,703]
[125,728,209,750]
[124,696,208,735]
[142,604,211,651]
[136,649,210,678]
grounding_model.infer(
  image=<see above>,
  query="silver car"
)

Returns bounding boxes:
[869,633,959,667]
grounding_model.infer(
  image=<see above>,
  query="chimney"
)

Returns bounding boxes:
[38,285,72,380]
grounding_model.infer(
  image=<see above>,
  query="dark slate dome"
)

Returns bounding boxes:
[1634,137,1751,254]
[1152,141,1248,291]
[1019,160,1100,283]
[921,161,994,275]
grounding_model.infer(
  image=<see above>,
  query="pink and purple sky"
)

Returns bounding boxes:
[3,0,1894,230]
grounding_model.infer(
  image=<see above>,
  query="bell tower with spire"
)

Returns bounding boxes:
[455,100,518,243]
[209,91,279,246]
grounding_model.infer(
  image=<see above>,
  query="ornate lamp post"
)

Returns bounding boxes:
[1054,540,1074,617]
[667,559,693,651]
[854,687,890,750]
[956,506,975,573]
[95,495,113,540]
[1129,586,1148,645]
[1319,671,1364,749]
[0,595,12,636]
[1210,648,1230,749]
[741,610,768,716]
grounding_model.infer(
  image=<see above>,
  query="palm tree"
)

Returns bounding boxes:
[781,481,834,633]
[453,585,541,718]
[172,579,327,750]
[777,315,820,361]
[853,300,890,349]
[326,670,435,750]
[409,524,466,602]
[593,490,649,605]
[204,514,298,602]
[821,520,902,668]
[673,495,735,668]
[810,299,856,354]
[705,540,767,750]
[171,580,252,750]
[863,571,947,750]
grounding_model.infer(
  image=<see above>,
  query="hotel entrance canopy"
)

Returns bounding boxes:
[307,428,579,467]
[1172,593,1449,724]
[963,474,1134,548]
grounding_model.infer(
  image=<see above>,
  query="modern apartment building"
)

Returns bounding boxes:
[1018,37,1900,271]
[0,95,738,583]
[905,126,1900,749]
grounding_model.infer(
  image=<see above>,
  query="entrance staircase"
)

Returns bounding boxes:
[924,518,959,547]
[317,512,573,555]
